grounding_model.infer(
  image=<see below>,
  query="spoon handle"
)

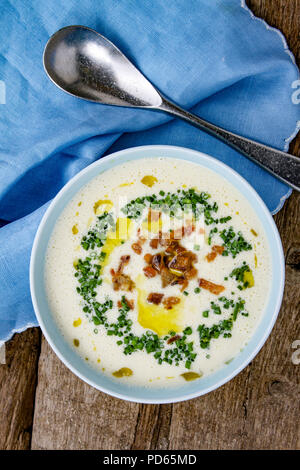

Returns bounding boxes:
[159,98,300,191]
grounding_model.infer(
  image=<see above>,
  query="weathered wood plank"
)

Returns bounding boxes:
[0,328,41,450]
[243,188,300,450]
[31,339,139,450]
[130,404,173,450]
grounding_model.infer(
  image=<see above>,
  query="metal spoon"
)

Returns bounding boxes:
[43,25,300,191]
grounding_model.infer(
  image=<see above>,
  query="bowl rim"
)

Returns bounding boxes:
[30,144,285,403]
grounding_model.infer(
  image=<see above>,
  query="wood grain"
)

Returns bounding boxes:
[0,328,41,450]
[247,0,300,63]
[31,339,139,450]
[1,0,299,450]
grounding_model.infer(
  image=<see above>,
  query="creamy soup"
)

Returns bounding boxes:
[45,157,271,388]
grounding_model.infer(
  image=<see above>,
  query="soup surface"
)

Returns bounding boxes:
[45,157,271,387]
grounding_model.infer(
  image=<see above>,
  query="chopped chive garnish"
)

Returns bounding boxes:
[74,188,250,370]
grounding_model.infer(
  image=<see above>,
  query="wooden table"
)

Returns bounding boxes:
[1,0,299,450]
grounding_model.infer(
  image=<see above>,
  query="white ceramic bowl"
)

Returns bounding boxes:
[30,145,284,403]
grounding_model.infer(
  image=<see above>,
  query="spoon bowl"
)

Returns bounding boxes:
[44,25,162,107]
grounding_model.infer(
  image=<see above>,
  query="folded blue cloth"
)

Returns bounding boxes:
[0,0,299,342]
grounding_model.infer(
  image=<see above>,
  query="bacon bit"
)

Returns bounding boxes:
[163,296,181,310]
[112,255,135,291]
[152,253,163,272]
[178,278,189,292]
[112,273,135,292]
[161,266,178,287]
[199,278,225,295]
[150,238,159,249]
[146,231,199,290]
[144,253,153,264]
[206,251,217,263]
[118,298,134,309]
[206,245,224,262]
[131,242,142,255]
[165,240,184,254]
[174,244,187,255]
[185,267,198,280]
[167,334,181,344]
[212,245,224,255]
[147,292,164,305]
[168,250,197,272]
[190,252,198,262]
[117,255,130,273]
[164,240,175,253]
[168,252,190,271]
[143,266,157,278]
[147,237,198,289]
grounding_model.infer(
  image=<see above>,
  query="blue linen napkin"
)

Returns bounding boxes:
[0,0,299,342]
